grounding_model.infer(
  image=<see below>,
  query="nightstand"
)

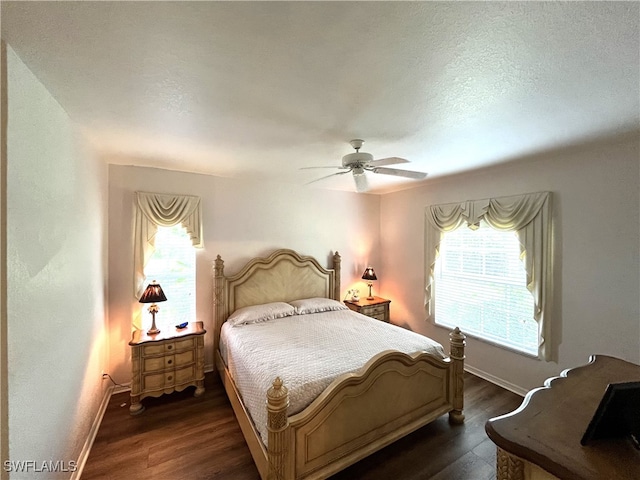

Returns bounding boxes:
[344,296,391,322]
[129,321,206,415]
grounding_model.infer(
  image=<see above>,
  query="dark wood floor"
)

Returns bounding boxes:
[83,372,522,480]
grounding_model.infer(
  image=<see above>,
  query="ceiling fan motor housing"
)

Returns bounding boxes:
[342,152,373,168]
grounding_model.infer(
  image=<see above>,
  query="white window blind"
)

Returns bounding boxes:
[143,224,196,328]
[434,221,537,355]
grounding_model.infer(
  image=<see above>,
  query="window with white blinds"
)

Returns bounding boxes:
[143,224,196,328]
[434,221,537,355]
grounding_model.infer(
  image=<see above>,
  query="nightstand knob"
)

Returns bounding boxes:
[167,359,172,365]
[167,345,173,350]
[167,375,173,381]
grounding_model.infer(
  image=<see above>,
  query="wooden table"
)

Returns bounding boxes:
[485,355,640,480]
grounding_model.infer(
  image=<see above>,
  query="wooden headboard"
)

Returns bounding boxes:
[213,248,341,354]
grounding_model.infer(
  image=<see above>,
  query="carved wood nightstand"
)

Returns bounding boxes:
[129,321,206,414]
[344,296,391,322]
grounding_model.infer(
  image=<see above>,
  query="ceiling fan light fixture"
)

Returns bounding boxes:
[354,171,369,193]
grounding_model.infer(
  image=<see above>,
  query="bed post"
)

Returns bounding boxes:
[449,327,466,424]
[267,377,290,480]
[213,255,226,367]
[333,251,341,301]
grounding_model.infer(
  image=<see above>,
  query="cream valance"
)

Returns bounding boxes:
[425,191,552,360]
[133,191,202,299]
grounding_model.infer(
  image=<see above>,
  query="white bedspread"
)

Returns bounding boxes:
[220,309,446,444]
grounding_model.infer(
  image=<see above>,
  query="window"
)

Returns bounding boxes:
[143,224,196,328]
[133,191,202,330]
[434,221,537,355]
[425,192,552,360]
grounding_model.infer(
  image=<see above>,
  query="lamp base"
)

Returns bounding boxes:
[147,311,160,335]
[366,282,374,300]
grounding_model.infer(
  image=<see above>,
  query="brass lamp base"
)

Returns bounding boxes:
[147,306,161,335]
[366,282,374,300]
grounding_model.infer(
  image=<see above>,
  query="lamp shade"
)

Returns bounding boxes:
[362,267,377,281]
[139,281,167,303]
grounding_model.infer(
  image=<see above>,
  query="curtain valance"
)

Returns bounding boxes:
[425,191,552,360]
[133,192,202,298]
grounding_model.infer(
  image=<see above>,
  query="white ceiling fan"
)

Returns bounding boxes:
[302,139,427,192]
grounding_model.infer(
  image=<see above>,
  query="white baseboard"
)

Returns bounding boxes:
[112,384,131,395]
[465,364,528,397]
[71,384,114,480]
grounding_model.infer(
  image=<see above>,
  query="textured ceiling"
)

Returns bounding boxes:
[2,1,638,193]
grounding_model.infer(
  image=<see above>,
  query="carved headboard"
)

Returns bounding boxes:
[213,249,341,354]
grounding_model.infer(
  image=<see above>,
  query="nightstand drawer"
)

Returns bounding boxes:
[173,350,195,367]
[173,338,196,352]
[173,365,196,385]
[344,296,390,323]
[142,344,166,356]
[362,304,386,316]
[142,338,195,356]
[142,365,196,390]
[143,356,168,372]
[142,350,194,372]
[143,372,166,391]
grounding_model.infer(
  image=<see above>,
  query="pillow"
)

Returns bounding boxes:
[289,297,349,315]
[227,302,295,326]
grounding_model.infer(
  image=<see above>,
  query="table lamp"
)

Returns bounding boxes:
[139,280,167,335]
[362,267,377,300]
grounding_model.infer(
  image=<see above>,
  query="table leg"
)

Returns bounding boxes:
[497,447,525,480]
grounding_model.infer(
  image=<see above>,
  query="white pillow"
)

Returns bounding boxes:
[227,302,295,326]
[289,297,349,315]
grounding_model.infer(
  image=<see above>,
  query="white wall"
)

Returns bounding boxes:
[5,45,108,477]
[1,41,8,480]
[108,165,381,382]
[380,133,640,392]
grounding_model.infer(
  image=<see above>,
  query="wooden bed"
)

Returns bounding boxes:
[213,248,466,480]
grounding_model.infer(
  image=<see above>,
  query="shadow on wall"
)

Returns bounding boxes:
[1,39,10,480]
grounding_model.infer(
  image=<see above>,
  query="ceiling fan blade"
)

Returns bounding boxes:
[300,166,348,170]
[353,172,369,193]
[372,167,427,179]
[306,170,351,185]
[369,157,410,167]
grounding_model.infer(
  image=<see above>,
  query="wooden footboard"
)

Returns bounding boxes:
[266,328,466,480]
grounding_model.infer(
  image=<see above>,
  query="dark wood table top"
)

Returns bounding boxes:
[485,355,640,480]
